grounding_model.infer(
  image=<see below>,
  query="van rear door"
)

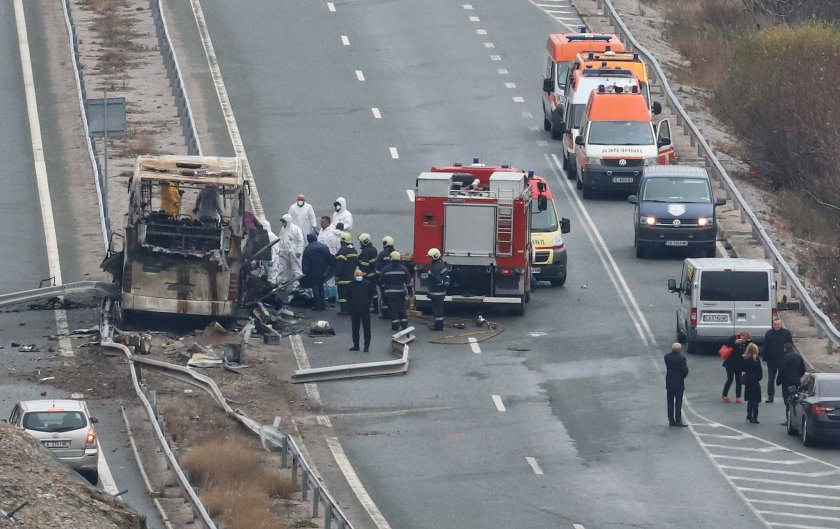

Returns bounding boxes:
[698,270,771,338]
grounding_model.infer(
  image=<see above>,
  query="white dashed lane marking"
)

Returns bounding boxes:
[406,189,415,202]
[512,96,524,103]
[490,55,501,61]
[327,2,335,12]
[525,457,543,475]
[505,82,516,88]
[469,15,479,21]
[341,35,349,46]
[483,42,495,48]
[355,70,365,81]
[497,68,508,75]
[491,395,506,412]
[371,107,381,119]
[477,29,487,35]
[389,147,399,159]
[468,337,480,354]
[463,4,473,9]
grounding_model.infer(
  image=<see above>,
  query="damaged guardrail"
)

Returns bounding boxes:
[596,0,840,354]
[0,281,118,309]
[291,326,414,383]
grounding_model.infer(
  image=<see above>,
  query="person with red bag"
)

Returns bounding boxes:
[722,331,752,403]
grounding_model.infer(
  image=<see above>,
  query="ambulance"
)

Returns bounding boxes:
[566,50,652,107]
[573,85,674,199]
[541,30,624,140]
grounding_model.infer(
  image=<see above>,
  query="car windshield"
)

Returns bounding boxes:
[588,121,654,146]
[531,198,558,233]
[641,177,711,203]
[700,271,769,301]
[818,379,840,398]
[23,411,87,433]
[568,104,586,129]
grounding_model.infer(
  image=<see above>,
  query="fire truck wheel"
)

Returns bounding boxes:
[549,274,566,287]
[582,183,594,200]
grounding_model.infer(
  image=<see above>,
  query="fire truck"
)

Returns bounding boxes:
[412,164,544,315]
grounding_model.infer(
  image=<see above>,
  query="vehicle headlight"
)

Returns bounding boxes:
[586,157,602,165]
[697,217,714,227]
[640,215,656,226]
[552,234,564,247]
[643,157,659,166]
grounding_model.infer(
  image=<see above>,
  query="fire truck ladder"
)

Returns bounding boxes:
[496,189,514,257]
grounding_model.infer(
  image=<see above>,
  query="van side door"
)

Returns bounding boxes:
[656,119,675,165]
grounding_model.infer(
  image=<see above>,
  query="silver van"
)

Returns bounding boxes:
[668,258,777,354]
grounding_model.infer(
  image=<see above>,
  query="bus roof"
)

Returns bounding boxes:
[134,155,245,187]
[546,33,624,62]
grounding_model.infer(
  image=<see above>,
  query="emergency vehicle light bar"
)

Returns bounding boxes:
[581,67,634,77]
[567,34,614,42]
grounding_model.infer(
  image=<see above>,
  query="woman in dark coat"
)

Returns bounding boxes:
[742,343,763,423]
[722,331,752,403]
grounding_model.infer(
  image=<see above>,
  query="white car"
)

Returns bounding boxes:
[5,399,100,484]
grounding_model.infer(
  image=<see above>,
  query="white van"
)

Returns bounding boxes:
[668,258,777,354]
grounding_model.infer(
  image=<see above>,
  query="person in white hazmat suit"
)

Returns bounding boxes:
[331,197,353,231]
[261,220,282,286]
[276,214,304,286]
[288,194,317,236]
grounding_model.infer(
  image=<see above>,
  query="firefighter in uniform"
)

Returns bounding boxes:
[335,231,358,315]
[357,233,379,314]
[427,248,450,331]
[380,250,411,331]
[375,236,396,319]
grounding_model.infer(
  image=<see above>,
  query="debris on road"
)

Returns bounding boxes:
[18,345,38,352]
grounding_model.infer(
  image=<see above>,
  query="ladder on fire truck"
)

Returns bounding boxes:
[496,188,514,257]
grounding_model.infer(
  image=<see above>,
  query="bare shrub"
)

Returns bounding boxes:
[202,489,285,529]
[123,134,156,157]
[159,393,238,445]
[85,0,114,13]
[814,245,840,316]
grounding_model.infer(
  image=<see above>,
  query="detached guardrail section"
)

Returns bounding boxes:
[596,0,840,354]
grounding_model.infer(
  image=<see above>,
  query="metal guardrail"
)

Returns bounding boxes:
[0,281,118,309]
[149,0,202,156]
[596,0,840,354]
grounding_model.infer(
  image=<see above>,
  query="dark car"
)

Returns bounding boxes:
[628,165,725,258]
[787,373,840,446]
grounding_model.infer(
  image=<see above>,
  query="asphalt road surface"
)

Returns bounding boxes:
[167,1,840,528]
[0,3,163,526]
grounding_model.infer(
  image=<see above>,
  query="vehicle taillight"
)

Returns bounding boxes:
[228,274,239,301]
[690,308,697,329]
[122,263,133,291]
[812,404,835,415]
[85,429,97,448]
[500,268,513,276]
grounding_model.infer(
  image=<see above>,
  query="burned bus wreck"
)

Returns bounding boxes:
[103,155,247,323]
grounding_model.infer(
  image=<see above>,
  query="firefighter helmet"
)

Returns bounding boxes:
[358,233,371,245]
[427,248,441,260]
[389,250,401,261]
[382,235,395,247]
[340,231,352,243]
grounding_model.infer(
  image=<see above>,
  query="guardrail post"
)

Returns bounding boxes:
[292,453,299,478]
[301,472,308,502]
[325,505,333,529]
[312,484,321,518]
[827,339,834,355]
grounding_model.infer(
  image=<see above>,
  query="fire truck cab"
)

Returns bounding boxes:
[413,169,537,314]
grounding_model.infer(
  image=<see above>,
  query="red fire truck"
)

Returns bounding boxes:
[412,165,543,315]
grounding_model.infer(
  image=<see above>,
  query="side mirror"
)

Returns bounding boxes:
[574,135,584,146]
[537,182,547,193]
[667,278,677,293]
[627,195,639,204]
[560,218,571,234]
[714,197,727,206]
[90,417,99,424]
[537,195,548,212]
[543,78,553,93]
[652,101,662,115]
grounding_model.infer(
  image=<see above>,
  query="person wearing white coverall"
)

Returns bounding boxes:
[277,214,304,286]
[261,220,282,286]
[288,194,317,236]
[331,197,353,231]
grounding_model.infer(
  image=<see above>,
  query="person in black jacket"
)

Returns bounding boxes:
[380,251,411,331]
[722,331,751,403]
[776,342,806,423]
[348,269,374,352]
[301,233,334,311]
[335,232,358,315]
[374,236,396,319]
[762,318,792,403]
[427,248,450,331]
[664,343,689,427]
[742,343,763,423]
[357,233,379,314]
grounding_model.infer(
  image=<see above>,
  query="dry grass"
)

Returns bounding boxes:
[85,0,114,13]
[159,393,237,446]
[122,134,157,157]
[202,489,285,529]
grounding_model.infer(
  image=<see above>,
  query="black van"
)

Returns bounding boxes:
[627,165,726,258]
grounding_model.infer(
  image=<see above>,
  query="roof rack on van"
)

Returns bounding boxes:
[586,51,640,62]
[567,34,614,42]
[596,84,640,94]
[582,67,634,76]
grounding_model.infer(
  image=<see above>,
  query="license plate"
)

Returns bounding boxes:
[612,176,634,184]
[42,440,71,449]
[530,267,541,274]
[665,240,689,247]
[702,313,729,323]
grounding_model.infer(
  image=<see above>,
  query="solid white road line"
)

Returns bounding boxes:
[741,488,840,501]
[326,436,393,529]
[389,147,399,159]
[525,456,543,475]
[759,512,840,523]
[731,476,840,489]
[341,35,349,46]
[406,189,415,203]
[528,0,575,31]
[720,465,839,477]
[290,334,327,419]
[752,499,840,511]
[702,444,786,452]
[711,454,809,465]
[97,442,120,495]
[327,2,336,12]
[14,0,73,358]
[768,523,838,529]
[492,395,506,412]
[468,337,480,354]
[356,70,365,81]
[371,107,382,119]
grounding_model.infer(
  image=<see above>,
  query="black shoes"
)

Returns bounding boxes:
[669,421,688,427]
[747,418,760,424]
[363,346,369,352]
[349,346,360,351]
[766,398,774,403]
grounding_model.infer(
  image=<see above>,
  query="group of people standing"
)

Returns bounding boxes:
[665,318,806,428]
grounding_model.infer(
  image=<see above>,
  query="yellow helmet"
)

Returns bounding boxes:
[389,250,401,261]
[340,231,352,243]
[382,235,395,247]
[358,233,372,245]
